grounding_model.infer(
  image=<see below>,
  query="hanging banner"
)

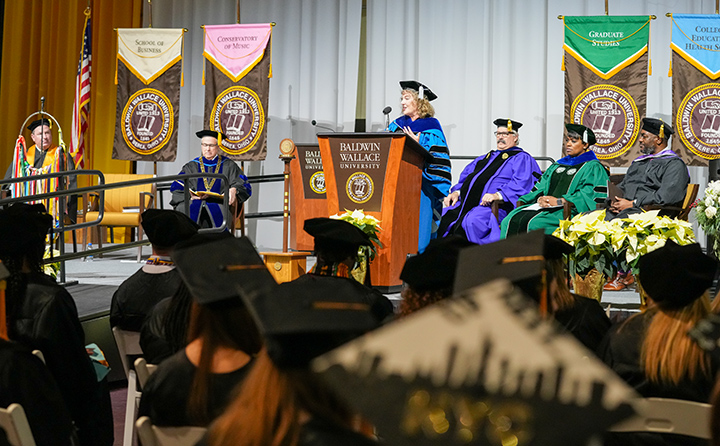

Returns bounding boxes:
[113,28,184,162]
[203,23,272,161]
[671,14,720,166]
[563,16,651,167]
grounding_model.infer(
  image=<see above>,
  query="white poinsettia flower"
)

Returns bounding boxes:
[351,209,365,220]
[706,206,717,219]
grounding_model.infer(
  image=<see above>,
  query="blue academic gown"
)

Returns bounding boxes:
[388,115,452,252]
[439,148,540,245]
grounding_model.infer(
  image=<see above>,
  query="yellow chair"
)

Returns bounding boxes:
[85,174,155,262]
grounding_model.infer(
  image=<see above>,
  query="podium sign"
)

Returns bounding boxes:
[318,133,430,291]
[290,143,327,251]
[326,136,392,211]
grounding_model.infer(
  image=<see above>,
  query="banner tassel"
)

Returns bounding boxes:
[115,31,119,85]
[668,58,672,77]
[268,32,273,79]
[561,52,565,71]
[202,28,206,85]
[648,17,652,76]
[649,59,652,76]
[180,31,186,87]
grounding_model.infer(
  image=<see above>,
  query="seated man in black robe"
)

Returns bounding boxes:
[605,117,689,220]
[170,130,251,228]
[110,209,198,331]
[603,118,690,291]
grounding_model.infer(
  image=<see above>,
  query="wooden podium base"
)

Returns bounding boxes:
[260,251,310,283]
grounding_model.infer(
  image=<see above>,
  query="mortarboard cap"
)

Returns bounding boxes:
[641,118,674,139]
[0,203,53,257]
[565,123,596,146]
[313,279,640,446]
[399,80,437,102]
[172,233,277,306]
[195,129,227,144]
[243,277,381,369]
[304,218,371,248]
[543,234,573,260]
[27,118,52,133]
[638,240,716,310]
[141,209,199,248]
[400,236,475,292]
[454,231,545,295]
[493,118,523,132]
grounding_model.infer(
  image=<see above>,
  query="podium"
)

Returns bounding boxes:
[289,143,327,251]
[317,132,432,291]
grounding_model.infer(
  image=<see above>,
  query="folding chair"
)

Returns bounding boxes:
[135,416,207,446]
[0,404,36,446]
[608,397,712,439]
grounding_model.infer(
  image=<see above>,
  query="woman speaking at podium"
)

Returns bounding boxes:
[387,80,451,252]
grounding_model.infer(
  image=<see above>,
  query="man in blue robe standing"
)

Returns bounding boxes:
[438,118,541,245]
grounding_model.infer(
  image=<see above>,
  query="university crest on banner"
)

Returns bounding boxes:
[113,28,184,162]
[203,23,272,161]
[563,16,651,166]
[671,14,720,166]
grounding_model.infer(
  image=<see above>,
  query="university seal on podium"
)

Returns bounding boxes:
[677,83,720,160]
[346,172,374,204]
[310,171,326,194]
[570,84,639,159]
[211,85,265,156]
[121,88,174,155]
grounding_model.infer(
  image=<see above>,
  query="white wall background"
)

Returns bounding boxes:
[142,0,719,249]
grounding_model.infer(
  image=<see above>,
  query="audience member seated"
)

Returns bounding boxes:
[139,281,194,364]
[299,218,394,321]
[501,123,608,237]
[0,203,113,446]
[0,339,76,446]
[204,274,382,446]
[599,240,718,446]
[170,130,251,229]
[110,209,198,331]
[544,235,610,352]
[398,235,473,316]
[439,118,541,245]
[138,234,264,427]
[603,118,690,291]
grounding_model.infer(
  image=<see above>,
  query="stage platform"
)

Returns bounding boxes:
[57,243,640,382]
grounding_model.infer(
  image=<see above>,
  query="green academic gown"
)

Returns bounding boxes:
[501,151,608,237]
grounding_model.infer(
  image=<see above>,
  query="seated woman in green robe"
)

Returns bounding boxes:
[501,124,608,237]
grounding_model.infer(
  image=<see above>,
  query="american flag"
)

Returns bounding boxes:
[70,9,91,169]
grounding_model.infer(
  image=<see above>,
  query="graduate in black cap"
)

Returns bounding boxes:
[169,130,252,228]
[3,118,78,222]
[438,118,541,245]
[0,203,113,446]
[204,274,382,446]
[599,241,718,446]
[602,117,690,291]
[398,235,474,316]
[110,209,199,331]
[387,80,452,252]
[500,122,608,237]
[287,218,393,322]
[138,234,269,427]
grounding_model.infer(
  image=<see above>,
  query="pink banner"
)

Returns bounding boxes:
[203,24,272,82]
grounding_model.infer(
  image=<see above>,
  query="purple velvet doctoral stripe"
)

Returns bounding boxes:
[390,115,444,134]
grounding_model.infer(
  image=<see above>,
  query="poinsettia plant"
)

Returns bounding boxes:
[553,210,696,277]
[695,180,720,257]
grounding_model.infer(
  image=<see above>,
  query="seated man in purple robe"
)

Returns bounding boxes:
[437,118,541,245]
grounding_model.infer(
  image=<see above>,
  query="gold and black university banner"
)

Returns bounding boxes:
[671,14,720,166]
[203,24,272,161]
[563,16,651,167]
[113,28,184,162]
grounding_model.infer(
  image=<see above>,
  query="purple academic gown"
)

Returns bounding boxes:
[439,148,540,245]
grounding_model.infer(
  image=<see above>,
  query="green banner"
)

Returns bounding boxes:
[564,16,651,79]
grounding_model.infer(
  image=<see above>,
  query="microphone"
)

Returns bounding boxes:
[383,106,392,129]
[40,96,46,113]
[311,120,335,133]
